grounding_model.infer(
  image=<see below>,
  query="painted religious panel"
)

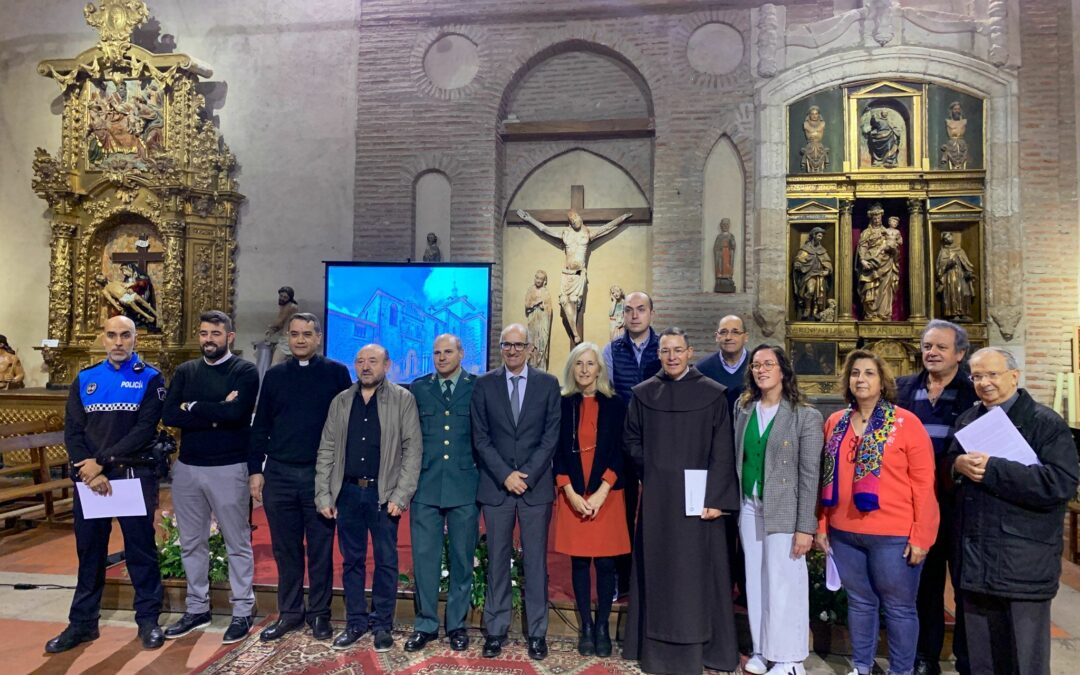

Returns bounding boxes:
[787,88,844,174]
[927,85,984,171]
[791,340,837,377]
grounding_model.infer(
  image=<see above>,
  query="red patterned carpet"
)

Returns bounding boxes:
[193,626,651,674]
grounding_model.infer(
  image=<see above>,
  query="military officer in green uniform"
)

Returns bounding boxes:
[404,334,481,652]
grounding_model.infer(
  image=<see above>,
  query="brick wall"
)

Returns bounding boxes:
[1018,0,1079,400]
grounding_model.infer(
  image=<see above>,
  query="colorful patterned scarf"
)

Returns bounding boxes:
[820,400,896,512]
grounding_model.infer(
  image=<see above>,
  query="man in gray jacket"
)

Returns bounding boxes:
[315,344,422,653]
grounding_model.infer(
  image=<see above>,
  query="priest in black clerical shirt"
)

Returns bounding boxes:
[250,312,352,642]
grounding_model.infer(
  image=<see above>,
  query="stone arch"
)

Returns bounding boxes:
[700,135,746,294]
[502,146,650,222]
[402,153,466,262]
[754,46,1020,343]
[413,170,452,261]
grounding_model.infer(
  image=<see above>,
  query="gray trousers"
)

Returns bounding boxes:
[482,498,551,638]
[171,460,255,616]
[963,591,1051,675]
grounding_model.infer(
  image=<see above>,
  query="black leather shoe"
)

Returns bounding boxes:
[448,628,469,651]
[260,616,304,642]
[309,616,333,640]
[332,626,367,651]
[138,624,165,650]
[404,630,437,652]
[914,658,941,675]
[482,634,505,658]
[222,615,254,644]
[373,629,394,652]
[164,611,212,639]
[527,636,548,660]
[594,622,612,657]
[577,623,595,656]
[45,625,99,654]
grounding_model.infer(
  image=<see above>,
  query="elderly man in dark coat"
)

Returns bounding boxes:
[947,347,1079,675]
[623,327,740,675]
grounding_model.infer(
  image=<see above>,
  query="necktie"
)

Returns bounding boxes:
[510,375,521,424]
[443,379,453,401]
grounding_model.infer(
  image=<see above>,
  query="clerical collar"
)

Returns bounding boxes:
[204,351,233,366]
[298,359,311,367]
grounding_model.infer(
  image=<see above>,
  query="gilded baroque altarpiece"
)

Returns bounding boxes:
[31,0,242,387]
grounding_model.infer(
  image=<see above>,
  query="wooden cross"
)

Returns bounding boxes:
[111,240,164,271]
[505,185,651,226]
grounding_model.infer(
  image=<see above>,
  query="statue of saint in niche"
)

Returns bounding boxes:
[713,217,737,293]
[608,285,626,341]
[516,208,632,345]
[0,334,25,390]
[862,107,903,169]
[935,231,976,321]
[940,101,969,170]
[792,227,833,321]
[800,106,830,173]
[422,232,442,262]
[857,203,903,320]
[525,270,553,371]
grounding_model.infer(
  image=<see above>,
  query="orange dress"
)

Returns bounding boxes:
[553,396,632,557]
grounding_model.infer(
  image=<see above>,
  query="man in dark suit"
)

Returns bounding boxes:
[471,323,561,660]
[404,334,480,653]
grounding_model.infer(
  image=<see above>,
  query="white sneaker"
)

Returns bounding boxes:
[744,654,768,675]
[765,663,805,675]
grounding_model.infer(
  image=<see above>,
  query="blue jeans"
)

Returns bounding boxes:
[830,528,923,675]
[336,481,400,632]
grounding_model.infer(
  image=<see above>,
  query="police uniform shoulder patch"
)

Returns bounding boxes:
[85,382,97,395]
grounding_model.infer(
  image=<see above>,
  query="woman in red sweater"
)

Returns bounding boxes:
[552,342,631,658]
[816,349,939,675]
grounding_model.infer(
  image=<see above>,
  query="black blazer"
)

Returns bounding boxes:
[470,365,561,506]
[553,392,626,494]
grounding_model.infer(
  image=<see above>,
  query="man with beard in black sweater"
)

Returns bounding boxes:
[251,313,352,642]
[162,310,261,645]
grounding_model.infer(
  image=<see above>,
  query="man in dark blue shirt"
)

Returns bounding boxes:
[46,315,166,654]
[896,319,977,675]
[251,313,352,642]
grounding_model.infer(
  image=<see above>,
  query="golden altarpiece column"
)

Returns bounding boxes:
[785,80,987,393]
[31,0,242,388]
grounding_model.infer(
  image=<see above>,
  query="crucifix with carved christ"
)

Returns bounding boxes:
[511,184,651,345]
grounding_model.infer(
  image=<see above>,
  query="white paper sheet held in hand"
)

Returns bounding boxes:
[75,478,147,519]
[685,469,707,516]
[953,405,1041,466]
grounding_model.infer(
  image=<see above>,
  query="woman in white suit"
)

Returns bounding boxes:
[734,344,824,675]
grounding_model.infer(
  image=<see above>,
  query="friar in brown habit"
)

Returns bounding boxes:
[622,327,740,675]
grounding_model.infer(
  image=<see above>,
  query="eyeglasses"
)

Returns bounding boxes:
[750,361,778,372]
[970,371,1011,383]
[658,347,688,357]
[715,329,745,337]
[500,341,530,352]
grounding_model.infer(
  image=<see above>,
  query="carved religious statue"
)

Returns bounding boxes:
[516,208,632,345]
[0,334,26,390]
[422,232,443,262]
[935,232,976,321]
[862,108,902,168]
[713,217,737,293]
[266,286,300,366]
[608,285,626,341]
[792,227,833,321]
[800,106,830,173]
[97,273,159,326]
[524,270,553,371]
[940,101,969,170]
[857,203,903,320]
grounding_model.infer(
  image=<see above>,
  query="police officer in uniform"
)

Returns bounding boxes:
[46,315,167,653]
[404,334,480,652]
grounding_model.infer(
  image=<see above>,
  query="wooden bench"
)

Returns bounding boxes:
[0,418,72,527]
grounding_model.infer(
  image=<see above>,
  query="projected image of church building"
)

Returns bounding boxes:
[328,285,485,382]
